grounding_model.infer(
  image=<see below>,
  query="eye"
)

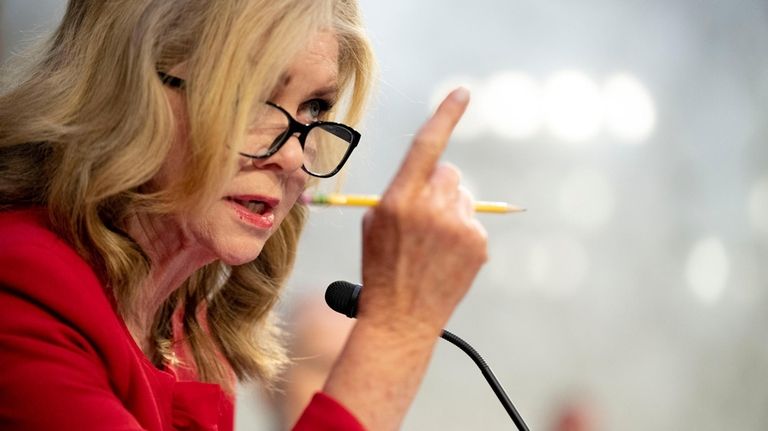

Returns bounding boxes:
[298,99,332,123]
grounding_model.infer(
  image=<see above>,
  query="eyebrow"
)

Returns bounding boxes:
[277,73,339,102]
[310,85,340,102]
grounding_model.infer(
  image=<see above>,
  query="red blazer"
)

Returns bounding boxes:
[0,209,364,430]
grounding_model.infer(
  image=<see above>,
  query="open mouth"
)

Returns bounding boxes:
[226,197,273,215]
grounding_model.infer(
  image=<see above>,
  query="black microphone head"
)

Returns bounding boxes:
[325,280,362,318]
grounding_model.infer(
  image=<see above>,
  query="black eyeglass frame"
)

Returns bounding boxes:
[157,71,361,178]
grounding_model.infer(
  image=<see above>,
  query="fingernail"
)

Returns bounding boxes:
[450,87,470,103]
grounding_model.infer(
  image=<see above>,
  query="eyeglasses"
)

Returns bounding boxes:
[158,71,361,178]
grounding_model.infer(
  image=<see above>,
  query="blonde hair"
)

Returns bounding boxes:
[0,0,375,391]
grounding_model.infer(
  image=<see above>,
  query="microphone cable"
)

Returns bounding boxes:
[325,280,530,431]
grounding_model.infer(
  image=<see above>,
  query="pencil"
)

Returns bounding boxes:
[303,193,525,214]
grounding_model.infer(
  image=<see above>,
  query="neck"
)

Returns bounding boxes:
[123,212,215,353]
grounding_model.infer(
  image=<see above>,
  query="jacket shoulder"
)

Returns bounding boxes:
[0,208,113,325]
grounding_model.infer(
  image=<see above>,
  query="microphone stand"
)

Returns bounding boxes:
[325,280,530,430]
[440,329,530,431]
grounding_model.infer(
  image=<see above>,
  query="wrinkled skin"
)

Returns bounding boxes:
[323,89,488,431]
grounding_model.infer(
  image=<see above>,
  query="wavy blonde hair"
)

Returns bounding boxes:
[0,0,374,391]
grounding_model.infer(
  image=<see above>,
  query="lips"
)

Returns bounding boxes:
[228,198,268,215]
[225,195,279,229]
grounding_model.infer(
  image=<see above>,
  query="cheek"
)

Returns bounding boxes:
[286,175,309,204]
[151,95,191,190]
[154,138,188,188]
[193,208,262,266]
[286,171,310,204]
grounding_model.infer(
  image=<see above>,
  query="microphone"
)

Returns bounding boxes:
[325,280,530,431]
[325,280,361,318]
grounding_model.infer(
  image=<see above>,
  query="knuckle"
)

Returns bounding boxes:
[412,134,440,156]
[377,192,409,219]
[362,210,375,228]
[432,163,461,184]
[458,185,473,201]
[478,248,489,264]
[437,161,461,176]
[478,239,489,263]
[466,221,488,256]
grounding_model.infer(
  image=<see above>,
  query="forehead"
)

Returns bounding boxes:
[303,31,339,66]
[277,31,339,92]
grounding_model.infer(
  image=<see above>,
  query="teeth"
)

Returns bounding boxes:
[245,201,266,214]
[228,197,269,214]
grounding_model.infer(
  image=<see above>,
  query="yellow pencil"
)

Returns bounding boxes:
[304,193,525,214]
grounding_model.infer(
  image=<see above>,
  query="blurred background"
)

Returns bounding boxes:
[3,0,768,429]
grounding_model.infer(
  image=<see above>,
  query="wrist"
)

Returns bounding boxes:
[354,305,446,343]
[322,317,441,431]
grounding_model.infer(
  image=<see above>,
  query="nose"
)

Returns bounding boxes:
[247,133,305,174]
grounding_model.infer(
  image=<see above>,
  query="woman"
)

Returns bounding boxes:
[0,0,487,430]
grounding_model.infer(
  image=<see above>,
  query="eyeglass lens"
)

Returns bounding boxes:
[242,104,353,176]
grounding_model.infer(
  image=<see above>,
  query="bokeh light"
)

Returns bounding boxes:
[747,176,768,235]
[430,70,657,145]
[603,73,657,144]
[543,70,604,143]
[479,71,544,140]
[685,237,730,305]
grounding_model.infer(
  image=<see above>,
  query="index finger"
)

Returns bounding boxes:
[390,88,470,190]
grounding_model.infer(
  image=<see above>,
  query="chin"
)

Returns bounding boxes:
[197,204,276,266]
[215,240,267,266]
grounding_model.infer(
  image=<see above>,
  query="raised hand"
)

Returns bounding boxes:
[320,88,489,431]
[358,88,488,336]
